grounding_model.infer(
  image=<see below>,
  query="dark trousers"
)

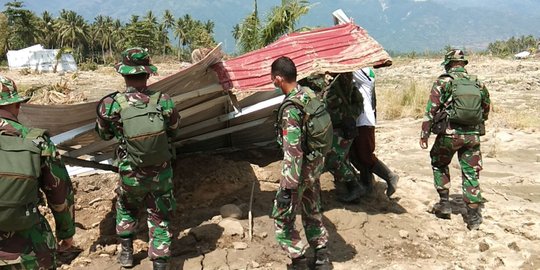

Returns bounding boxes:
[351,126,378,168]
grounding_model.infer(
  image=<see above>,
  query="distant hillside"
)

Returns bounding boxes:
[12,0,540,53]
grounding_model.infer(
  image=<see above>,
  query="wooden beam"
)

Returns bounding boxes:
[62,156,117,172]
[50,123,95,145]
[172,84,224,104]
[66,139,117,158]
[175,117,272,147]
[176,95,283,137]
[179,95,229,119]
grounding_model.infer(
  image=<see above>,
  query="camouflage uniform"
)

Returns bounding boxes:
[323,73,363,186]
[271,86,328,259]
[95,48,180,261]
[421,64,491,205]
[0,76,75,269]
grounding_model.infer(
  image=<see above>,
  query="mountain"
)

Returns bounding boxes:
[4,0,540,53]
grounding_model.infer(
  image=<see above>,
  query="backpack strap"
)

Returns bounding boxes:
[148,91,162,106]
[115,93,130,110]
[25,128,47,147]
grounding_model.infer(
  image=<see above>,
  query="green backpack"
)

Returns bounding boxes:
[116,92,172,167]
[0,128,45,231]
[277,87,333,160]
[444,74,483,126]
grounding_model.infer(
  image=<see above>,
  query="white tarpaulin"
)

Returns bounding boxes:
[6,44,77,72]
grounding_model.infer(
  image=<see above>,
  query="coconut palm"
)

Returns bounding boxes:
[55,9,89,60]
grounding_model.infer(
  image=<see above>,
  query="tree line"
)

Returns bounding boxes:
[0,0,312,65]
[487,35,539,56]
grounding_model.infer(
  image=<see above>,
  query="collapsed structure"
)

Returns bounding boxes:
[7,44,78,73]
[18,22,392,170]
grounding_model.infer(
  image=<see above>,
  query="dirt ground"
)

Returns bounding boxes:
[4,56,540,269]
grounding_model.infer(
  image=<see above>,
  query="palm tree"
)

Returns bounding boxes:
[261,0,311,45]
[55,9,89,60]
[174,15,191,58]
[38,11,57,49]
[233,0,311,53]
[160,10,175,55]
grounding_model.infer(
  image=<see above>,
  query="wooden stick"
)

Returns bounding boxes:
[248,180,256,242]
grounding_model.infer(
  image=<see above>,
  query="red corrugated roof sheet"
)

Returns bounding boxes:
[213,22,392,92]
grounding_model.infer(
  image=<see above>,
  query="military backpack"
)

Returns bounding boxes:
[443,74,483,126]
[276,87,333,160]
[115,91,172,167]
[0,128,45,231]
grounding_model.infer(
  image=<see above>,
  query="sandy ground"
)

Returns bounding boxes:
[3,56,540,269]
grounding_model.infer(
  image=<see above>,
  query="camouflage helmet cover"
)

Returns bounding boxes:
[441,49,468,66]
[114,47,158,75]
[0,76,30,106]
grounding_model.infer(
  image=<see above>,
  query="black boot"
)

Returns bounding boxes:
[335,180,362,203]
[314,247,332,270]
[466,204,483,230]
[288,256,309,270]
[433,189,452,219]
[118,237,133,268]
[153,259,169,270]
[371,160,399,197]
[358,165,374,195]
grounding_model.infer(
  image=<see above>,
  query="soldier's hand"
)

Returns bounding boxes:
[419,138,428,149]
[57,237,74,252]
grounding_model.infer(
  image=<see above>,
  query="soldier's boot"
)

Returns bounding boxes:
[433,189,452,219]
[288,256,310,270]
[371,160,399,197]
[152,259,169,270]
[335,180,363,203]
[358,165,374,195]
[118,237,134,268]
[466,204,483,230]
[314,247,332,270]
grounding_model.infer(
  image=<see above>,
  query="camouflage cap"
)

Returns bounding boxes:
[441,49,468,66]
[0,76,29,106]
[114,47,158,75]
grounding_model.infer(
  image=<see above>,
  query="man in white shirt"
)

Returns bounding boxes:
[351,67,399,197]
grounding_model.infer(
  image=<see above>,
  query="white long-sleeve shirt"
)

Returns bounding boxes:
[353,67,376,127]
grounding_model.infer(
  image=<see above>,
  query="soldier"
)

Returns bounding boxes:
[350,67,399,197]
[95,47,180,270]
[0,76,75,269]
[271,56,332,270]
[419,49,490,230]
[315,73,365,203]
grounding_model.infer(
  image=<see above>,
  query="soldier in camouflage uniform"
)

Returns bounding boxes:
[419,49,490,230]
[270,57,331,270]
[303,73,365,203]
[0,76,75,269]
[95,48,180,270]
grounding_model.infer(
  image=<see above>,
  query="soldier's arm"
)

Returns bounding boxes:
[40,136,75,240]
[95,96,119,141]
[160,93,181,138]
[420,79,445,138]
[280,105,304,189]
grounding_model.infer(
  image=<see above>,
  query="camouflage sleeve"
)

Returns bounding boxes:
[420,78,447,138]
[95,96,121,141]
[480,83,491,120]
[40,135,75,240]
[159,93,181,138]
[280,105,304,189]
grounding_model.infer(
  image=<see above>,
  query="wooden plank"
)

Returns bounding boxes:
[62,156,117,172]
[179,95,229,119]
[66,139,117,158]
[50,123,95,145]
[172,84,223,104]
[177,95,283,137]
[175,117,272,147]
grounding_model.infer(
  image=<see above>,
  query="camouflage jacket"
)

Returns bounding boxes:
[277,86,314,189]
[0,110,75,240]
[325,73,363,127]
[95,87,180,172]
[421,67,491,138]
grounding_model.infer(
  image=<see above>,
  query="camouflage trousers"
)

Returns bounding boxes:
[0,215,57,270]
[116,164,176,260]
[271,156,328,259]
[324,130,357,184]
[430,134,483,204]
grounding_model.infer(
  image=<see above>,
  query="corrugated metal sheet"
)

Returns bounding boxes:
[213,22,392,92]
